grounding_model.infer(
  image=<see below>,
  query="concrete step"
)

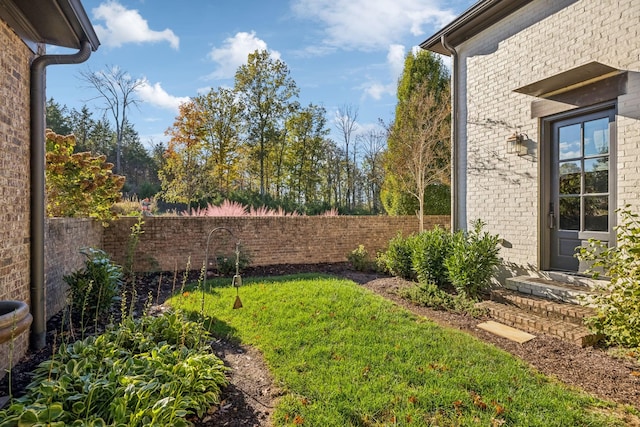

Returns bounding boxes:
[504,275,597,304]
[541,271,609,289]
[476,299,600,347]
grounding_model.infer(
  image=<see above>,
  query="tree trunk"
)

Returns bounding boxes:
[418,195,425,233]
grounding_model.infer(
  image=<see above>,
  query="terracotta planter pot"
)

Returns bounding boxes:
[0,301,32,344]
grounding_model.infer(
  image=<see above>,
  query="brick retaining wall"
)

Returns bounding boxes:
[103,216,450,273]
[45,218,103,319]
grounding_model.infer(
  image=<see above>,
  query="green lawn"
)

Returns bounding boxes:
[169,273,626,426]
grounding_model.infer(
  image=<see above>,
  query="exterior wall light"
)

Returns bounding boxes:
[507,132,526,156]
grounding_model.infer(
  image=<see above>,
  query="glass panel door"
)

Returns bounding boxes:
[550,110,614,271]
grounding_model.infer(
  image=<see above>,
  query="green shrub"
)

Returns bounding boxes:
[381,182,450,215]
[376,233,417,280]
[0,312,227,426]
[379,221,500,299]
[64,248,122,318]
[399,282,487,317]
[411,226,452,286]
[578,207,640,348]
[348,245,371,272]
[215,245,251,276]
[445,220,501,298]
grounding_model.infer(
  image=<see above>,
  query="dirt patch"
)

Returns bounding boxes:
[191,339,279,426]
[2,264,639,426]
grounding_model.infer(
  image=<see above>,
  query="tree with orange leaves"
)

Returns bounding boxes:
[45,129,125,223]
[159,100,208,210]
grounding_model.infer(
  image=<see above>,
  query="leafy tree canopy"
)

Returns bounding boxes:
[46,129,125,224]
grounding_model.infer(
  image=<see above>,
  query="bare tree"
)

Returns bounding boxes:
[360,129,387,213]
[386,83,450,231]
[335,105,358,210]
[80,66,144,173]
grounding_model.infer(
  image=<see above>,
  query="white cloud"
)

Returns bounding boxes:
[207,32,281,80]
[357,120,386,137]
[362,44,406,100]
[92,1,179,49]
[364,82,393,100]
[291,0,455,51]
[387,44,406,78]
[197,86,213,95]
[137,79,190,112]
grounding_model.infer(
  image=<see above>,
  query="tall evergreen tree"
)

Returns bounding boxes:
[119,122,158,195]
[45,98,73,135]
[382,50,451,217]
[69,105,96,152]
[386,83,451,231]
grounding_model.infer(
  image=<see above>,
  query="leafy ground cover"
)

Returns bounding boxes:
[0,312,228,426]
[170,273,627,426]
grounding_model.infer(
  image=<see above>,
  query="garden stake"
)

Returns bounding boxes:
[204,227,244,312]
[232,241,243,309]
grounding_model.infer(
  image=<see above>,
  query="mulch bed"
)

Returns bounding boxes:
[1,263,639,426]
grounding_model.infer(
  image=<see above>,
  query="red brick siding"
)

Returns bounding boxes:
[0,19,33,377]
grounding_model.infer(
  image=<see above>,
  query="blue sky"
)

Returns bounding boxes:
[46,0,474,148]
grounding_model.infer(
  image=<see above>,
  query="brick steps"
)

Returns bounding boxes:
[476,276,603,347]
[490,288,594,325]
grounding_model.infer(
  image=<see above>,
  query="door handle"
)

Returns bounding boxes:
[548,202,555,229]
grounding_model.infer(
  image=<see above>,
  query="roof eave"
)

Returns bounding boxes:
[57,0,100,51]
[420,0,533,55]
[0,0,99,51]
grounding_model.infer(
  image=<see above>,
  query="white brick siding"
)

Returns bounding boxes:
[453,0,640,275]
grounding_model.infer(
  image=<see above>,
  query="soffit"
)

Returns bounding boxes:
[0,0,99,51]
[420,0,533,55]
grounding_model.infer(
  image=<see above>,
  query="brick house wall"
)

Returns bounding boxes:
[0,18,34,377]
[102,216,450,273]
[453,0,640,277]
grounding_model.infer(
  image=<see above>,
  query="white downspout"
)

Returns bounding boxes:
[440,35,459,231]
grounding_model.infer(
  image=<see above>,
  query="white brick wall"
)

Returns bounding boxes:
[453,0,640,274]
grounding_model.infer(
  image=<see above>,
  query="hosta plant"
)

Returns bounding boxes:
[64,248,122,320]
[0,311,228,426]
